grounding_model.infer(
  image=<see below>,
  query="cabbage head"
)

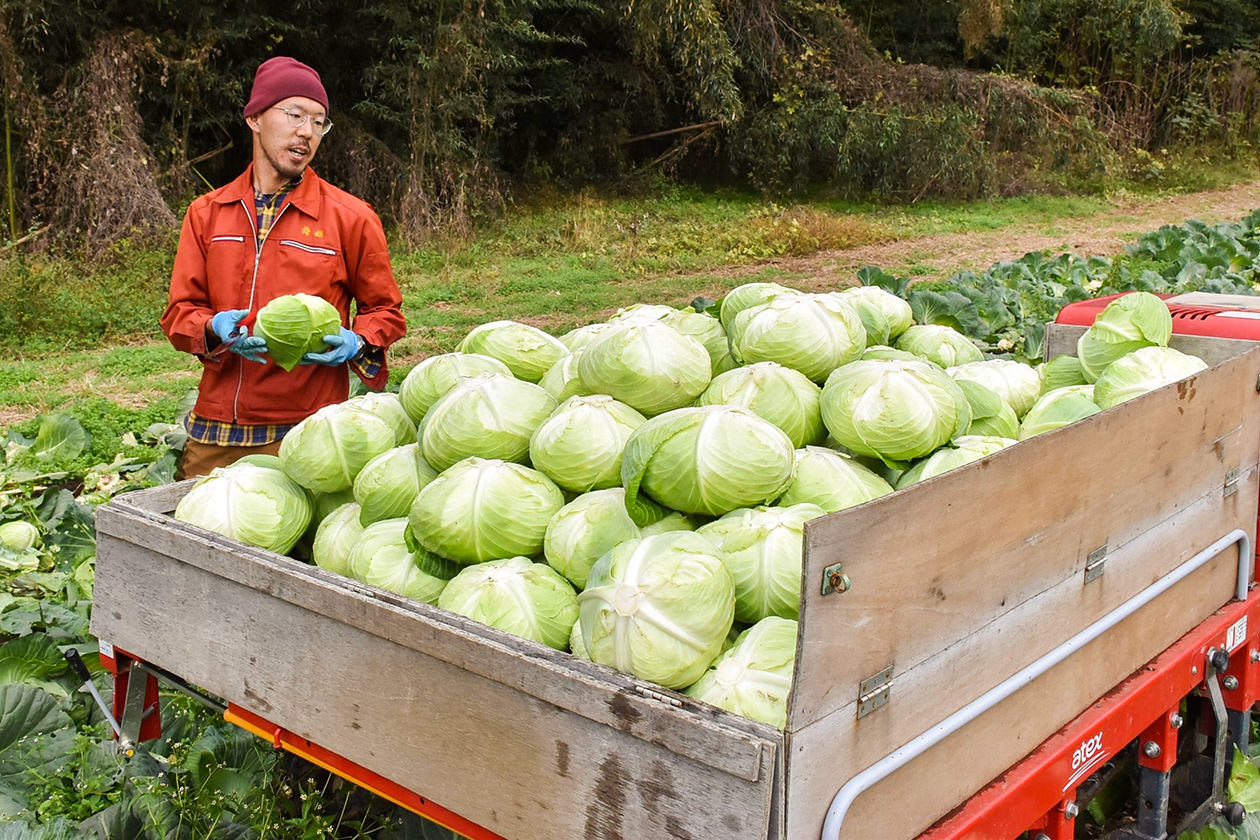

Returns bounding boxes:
[611,303,734,375]
[948,359,1042,418]
[559,322,616,352]
[621,406,796,522]
[311,502,365,576]
[398,352,513,423]
[718,282,799,329]
[1076,292,1172,382]
[438,556,579,650]
[529,395,646,493]
[954,379,1020,439]
[279,404,397,493]
[577,320,712,416]
[821,359,971,467]
[1039,355,1088,393]
[776,446,894,513]
[728,293,867,382]
[1019,385,1100,439]
[538,350,591,403]
[569,617,590,659]
[347,518,460,604]
[0,520,42,552]
[352,443,440,525]
[638,512,703,536]
[456,320,570,382]
[863,345,923,362]
[174,462,312,554]
[344,392,417,445]
[1093,346,1208,410]
[895,435,1017,489]
[684,616,797,728]
[409,458,565,564]
[420,372,557,471]
[834,286,913,346]
[697,504,825,623]
[894,324,983,368]
[695,362,825,449]
[254,293,342,371]
[543,488,642,589]
[579,531,735,689]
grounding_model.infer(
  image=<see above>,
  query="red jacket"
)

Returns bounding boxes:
[161,166,407,425]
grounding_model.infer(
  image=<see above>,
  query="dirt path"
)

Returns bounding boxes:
[708,178,1260,289]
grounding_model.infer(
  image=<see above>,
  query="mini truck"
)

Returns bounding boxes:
[89,293,1260,839]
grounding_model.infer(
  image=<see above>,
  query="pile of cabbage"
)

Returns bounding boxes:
[173,287,1205,729]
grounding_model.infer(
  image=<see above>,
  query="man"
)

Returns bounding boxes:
[161,57,407,478]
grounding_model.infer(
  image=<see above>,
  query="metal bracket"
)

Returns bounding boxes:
[634,684,682,708]
[857,665,893,719]
[822,562,851,596]
[1224,468,1241,498]
[1085,545,1108,584]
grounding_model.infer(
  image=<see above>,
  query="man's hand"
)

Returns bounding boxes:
[301,326,363,366]
[208,309,269,364]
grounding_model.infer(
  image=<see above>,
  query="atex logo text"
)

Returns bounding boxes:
[1073,732,1104,770]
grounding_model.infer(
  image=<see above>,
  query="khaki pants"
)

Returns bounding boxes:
[176,439,284,480]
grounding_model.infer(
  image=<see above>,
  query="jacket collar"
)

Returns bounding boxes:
[215,164,321,219]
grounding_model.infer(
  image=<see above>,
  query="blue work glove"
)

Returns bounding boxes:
[208,309,268,364]
[301,326,363,366]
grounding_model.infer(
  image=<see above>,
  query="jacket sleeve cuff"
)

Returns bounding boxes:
[350,344,388,390]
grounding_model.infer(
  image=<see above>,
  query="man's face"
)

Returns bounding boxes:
[245,95,327,187]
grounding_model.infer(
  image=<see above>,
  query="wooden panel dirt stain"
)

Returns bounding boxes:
[584,753,627,839]
[637,759,694,840]
[555,740,570,777]
[608,692,642,728]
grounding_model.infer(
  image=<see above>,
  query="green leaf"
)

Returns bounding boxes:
[0,817,84,840]
[31,415,88,461]
[1229,746,1260,813]
[907,288,986,337]
[0,684,74,817]
[0,635,66,694]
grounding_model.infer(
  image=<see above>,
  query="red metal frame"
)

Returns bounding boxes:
[921,587,1260,839]
[98,643,162,743]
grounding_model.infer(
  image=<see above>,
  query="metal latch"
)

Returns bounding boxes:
[1085,544,1108,584]
[822,562,851,596]
[1224,468,1241,498]
[857,665,894,719]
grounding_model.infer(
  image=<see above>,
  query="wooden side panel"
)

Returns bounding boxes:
[781,336,1260,839]
[92,521,778,840]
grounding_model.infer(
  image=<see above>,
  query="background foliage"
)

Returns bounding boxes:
[2,0,1260,254]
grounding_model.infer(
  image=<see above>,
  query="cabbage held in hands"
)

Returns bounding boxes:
[579,531,735,689]
[438,556,579,650]
[174,462,312,555]
[621,405,796,523]
[684,616,798,728]
[1076,292,1172,382]
[420,372,557,471]
[279,404,397,493]
[255,293,343,371]
[409,458,565,564]
[821,359,971,467]
[456,320,570,383]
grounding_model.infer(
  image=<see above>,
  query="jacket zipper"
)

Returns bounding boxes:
[232,199,292,422]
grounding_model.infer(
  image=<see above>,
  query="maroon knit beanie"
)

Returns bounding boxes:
[242,57,329,118]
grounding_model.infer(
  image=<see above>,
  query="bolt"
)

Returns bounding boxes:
[1192,666,1199,676]
[1225,675,1240,690]
[1171,713,1184,729]
[1252,649,1260,664]
[828,571,851,593]
[1033,835,1051,840]
[1064,802,1080,820]
[1143,741,1162,758]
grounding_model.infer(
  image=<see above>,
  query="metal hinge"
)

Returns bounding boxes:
[1085,544,1108,584]
[857,665,894,719]
[1224,468,1241,498]
[634,684,682,707]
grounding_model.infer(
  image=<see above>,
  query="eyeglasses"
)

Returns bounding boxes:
[272,106,333,136]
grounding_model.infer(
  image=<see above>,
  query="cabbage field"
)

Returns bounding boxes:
[4,208,1260,839]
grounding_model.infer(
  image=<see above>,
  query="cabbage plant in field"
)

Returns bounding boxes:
[697,503,826,623]
[311,502,365,576]
[895,435,1017,488]
[352,444,439,525]
[1092,346,1208,409]
[0,520,42,551]
[543,488,641,589]
[685,616,798,728]
[948,359,1042,418]
[279,404,397,493]
[344,391,417,445]
[621,405,796,522]
[894,324,983,368]
[834,286,913,346]
[456,319,570,382]
[254,293,342,371]
[728,293,867,382]
[529,395,645,493]
[1076,292,1172,382]
[398,352,513,423]
[821,359,971,467]
[420,372,556,471]
[577,320,712,416]
[1019,385,1100,439]
[409,458,565,564]
[348,518,461,604]
[438,556,579,650]
[775,446,894,513]
[695,362,825,448]
[579,531,735,689]
[954,379,1020,439]
[174,462,312,554]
